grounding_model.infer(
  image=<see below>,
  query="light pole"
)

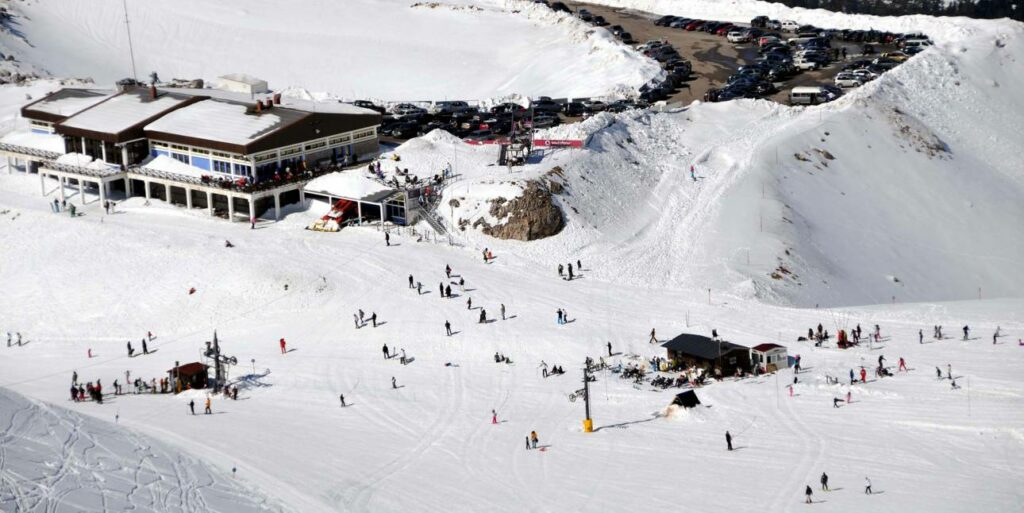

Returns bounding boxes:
[582,365,593,433]
[251,358,256,376]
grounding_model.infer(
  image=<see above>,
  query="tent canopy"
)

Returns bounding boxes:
[672,390,701,408]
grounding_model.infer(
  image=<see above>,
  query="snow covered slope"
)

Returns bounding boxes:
[0,388,287,512]
[0,0,660,100]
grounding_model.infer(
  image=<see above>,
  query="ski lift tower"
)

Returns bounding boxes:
[203,330,238,393]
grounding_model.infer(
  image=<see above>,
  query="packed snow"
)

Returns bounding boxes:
[145,100,286,147]
[0,130,64,154]
[1,1,1023,512]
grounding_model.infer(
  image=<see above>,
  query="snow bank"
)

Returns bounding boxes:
[0,129,65,154]
[305,170,393,200]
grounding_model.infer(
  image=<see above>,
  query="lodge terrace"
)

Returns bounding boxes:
[0,84,383,222]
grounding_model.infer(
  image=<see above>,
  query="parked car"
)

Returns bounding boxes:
[727,30,750,43]
[576,8,593,21]
[352,100,385,114]
[780,20,800,32]
[549,2,570,13]
[562,101,586,116]
[591,15,608,26]
[490,102,526,115]
[833,72,864,88]
[751,15,770,28]
[390,103,426,116]
[582,100,607,112]
[429,101,471,115]
[766,19,782,30]
[618,32,636,44]
[655,15,678,26]
[669,18,693,29]
[530,99,563,114]
[389,121,421,139]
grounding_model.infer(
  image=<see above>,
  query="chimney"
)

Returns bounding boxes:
[255,100,263,113]
[273,93,281,105]
[149,84,157,100]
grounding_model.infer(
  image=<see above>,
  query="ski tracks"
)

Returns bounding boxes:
[766,384,829,511]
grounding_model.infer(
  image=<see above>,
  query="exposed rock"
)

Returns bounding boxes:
[477,181,564,241]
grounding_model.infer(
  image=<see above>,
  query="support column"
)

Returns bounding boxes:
[39,171,45,195]
[298,186,305,205]
[98,180,106,206]
[78,180,85,205]
[274,193,281,221]
[144,180,151,200]
[6,156,11,174]
[100,142,108,163]
[185,187,193,209]
[121,146,130,167]
[227,195,236,222]
[206,191,214,217]
[357,201,362,225]
[247,196,256,224]
[59,176,66,201]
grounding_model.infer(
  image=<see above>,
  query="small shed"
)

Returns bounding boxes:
[750,343,789,373]
[216,73,269,95]
[661,333,751,376]
[672,390,701,408]
[168,362,209,392]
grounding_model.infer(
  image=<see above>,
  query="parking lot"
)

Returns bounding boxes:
[563,1,900,104]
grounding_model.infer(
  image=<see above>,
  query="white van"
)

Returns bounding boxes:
[790,86,827,105]
[781,20,800,32]
[902,39,932,50]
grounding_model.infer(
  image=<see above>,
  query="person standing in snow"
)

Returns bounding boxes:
[607,342,613,357]
[142,339,148,355]
[556,309,563,325]
[805,485,813,504]
[936,366,942,379]
[280,338,287,354]
[467,297,473,310]
[445,264,451,279]
[409,275,414,288]
[189,399,195,415]
[204,397,212,415]
[491,409,498,424]
[864,477,872,494]
[445,284,452,298]
[385,232,390,246]
[947,364,952,380]
[725,431,733,451]
[479,309,486,323]
[382,344,389,359]
[690,165,696,182]
[439,282,444,297]
[371,312,377,328]
[445,320,452,336]
[919,329,923,344]
[417,282,422,295]
[849,368,855,385]
[530,431,538,449]
[567,263,574,281]
[459,277,465,293]
[860,367,867,383]
[650,328,657,344]
[358,310,365,324]
[963,325,970,340]
[846,390,852,403]
[391,377,397,389]
[354,313,361,329]
[821,472,829,491]
[127,341,134,358]
[898,357,907,372]
[500,304,506,320]
[577,259,582,271]
[340,394,346,407]
[558,264,564,277]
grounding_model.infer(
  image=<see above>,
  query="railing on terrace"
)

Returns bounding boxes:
[0,142,63,160]
[127,163,344,194]
[45,161,125,179]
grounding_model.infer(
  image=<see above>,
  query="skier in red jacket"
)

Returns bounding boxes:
[860,367,867,383]
[280,338,287,354]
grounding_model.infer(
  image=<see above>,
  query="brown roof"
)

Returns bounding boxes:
[168,362,209,375]
[22,88,112,124]
[751,343,785,352]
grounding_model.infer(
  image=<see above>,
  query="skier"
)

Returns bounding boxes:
[205,397,212,414]
[409,275,414,288]
[849,369,855,385]
[72,371,78,385]
[385,232,390,246]
[340,394,346,407]
[189,399,195,415]
[805,485,813,504]
[898,357,907,372]
[712,329,719,340]
[479,309,486,323]
[445,285,452,298]
[492,409,498,424]
[70,385,78,402]
[577,259,582,271]
[833,397,842,408]
[993,330,998,345]
[500,304,506,321]
[354,313,360,329]
[556,309,564,325]
[846,390,852,403]
[567,263,574,281]
[391,377,397,389]
[445,264,451,278]
[725,431,733,451]
[358,310,365,324]
[864,477,872,494]
[821,472,829,491]
[919,329,923,344]
[690,165,696,182]
[142,339,148,355]
[127,341,134,357]
[445,320,452,337]
[540,361,549,378]
[530,431,538,449]
[439,282,444,297]
[382,344,389,359]
[482,248,488,263]
[371,312,377,328]
[5,332,9,347]
[860,367,867,383]
[935,366,942,379]
[280,338,287,354]
[947,364,952,380]
[607,341,613,357]
[558,264,564,277]
[650,328,657,344]
[963,325,969,340]
[147,331,153,342]
[467,297,473,310]
[459,277,465,293]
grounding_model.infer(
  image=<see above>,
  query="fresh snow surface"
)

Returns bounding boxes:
[305,170,395,200]
[0,130,65,154]
[143,155,209,180]
[145,100,285,146]
[0,388,286,512]
[159,88,381,116]
[21,89,113,118]
[58,92,189,135]
[0,0,662,101]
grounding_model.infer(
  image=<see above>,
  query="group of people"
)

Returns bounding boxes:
[556,260,583,281]
[805,474,874,504]
[5,331,23,347]
[353,309,379,329]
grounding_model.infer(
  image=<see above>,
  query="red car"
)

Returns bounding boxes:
[715,24,734,36]
[685,20,704,31]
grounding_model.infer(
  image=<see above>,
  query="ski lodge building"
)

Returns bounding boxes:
[661,333,752,376]
[1,84,383,222]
